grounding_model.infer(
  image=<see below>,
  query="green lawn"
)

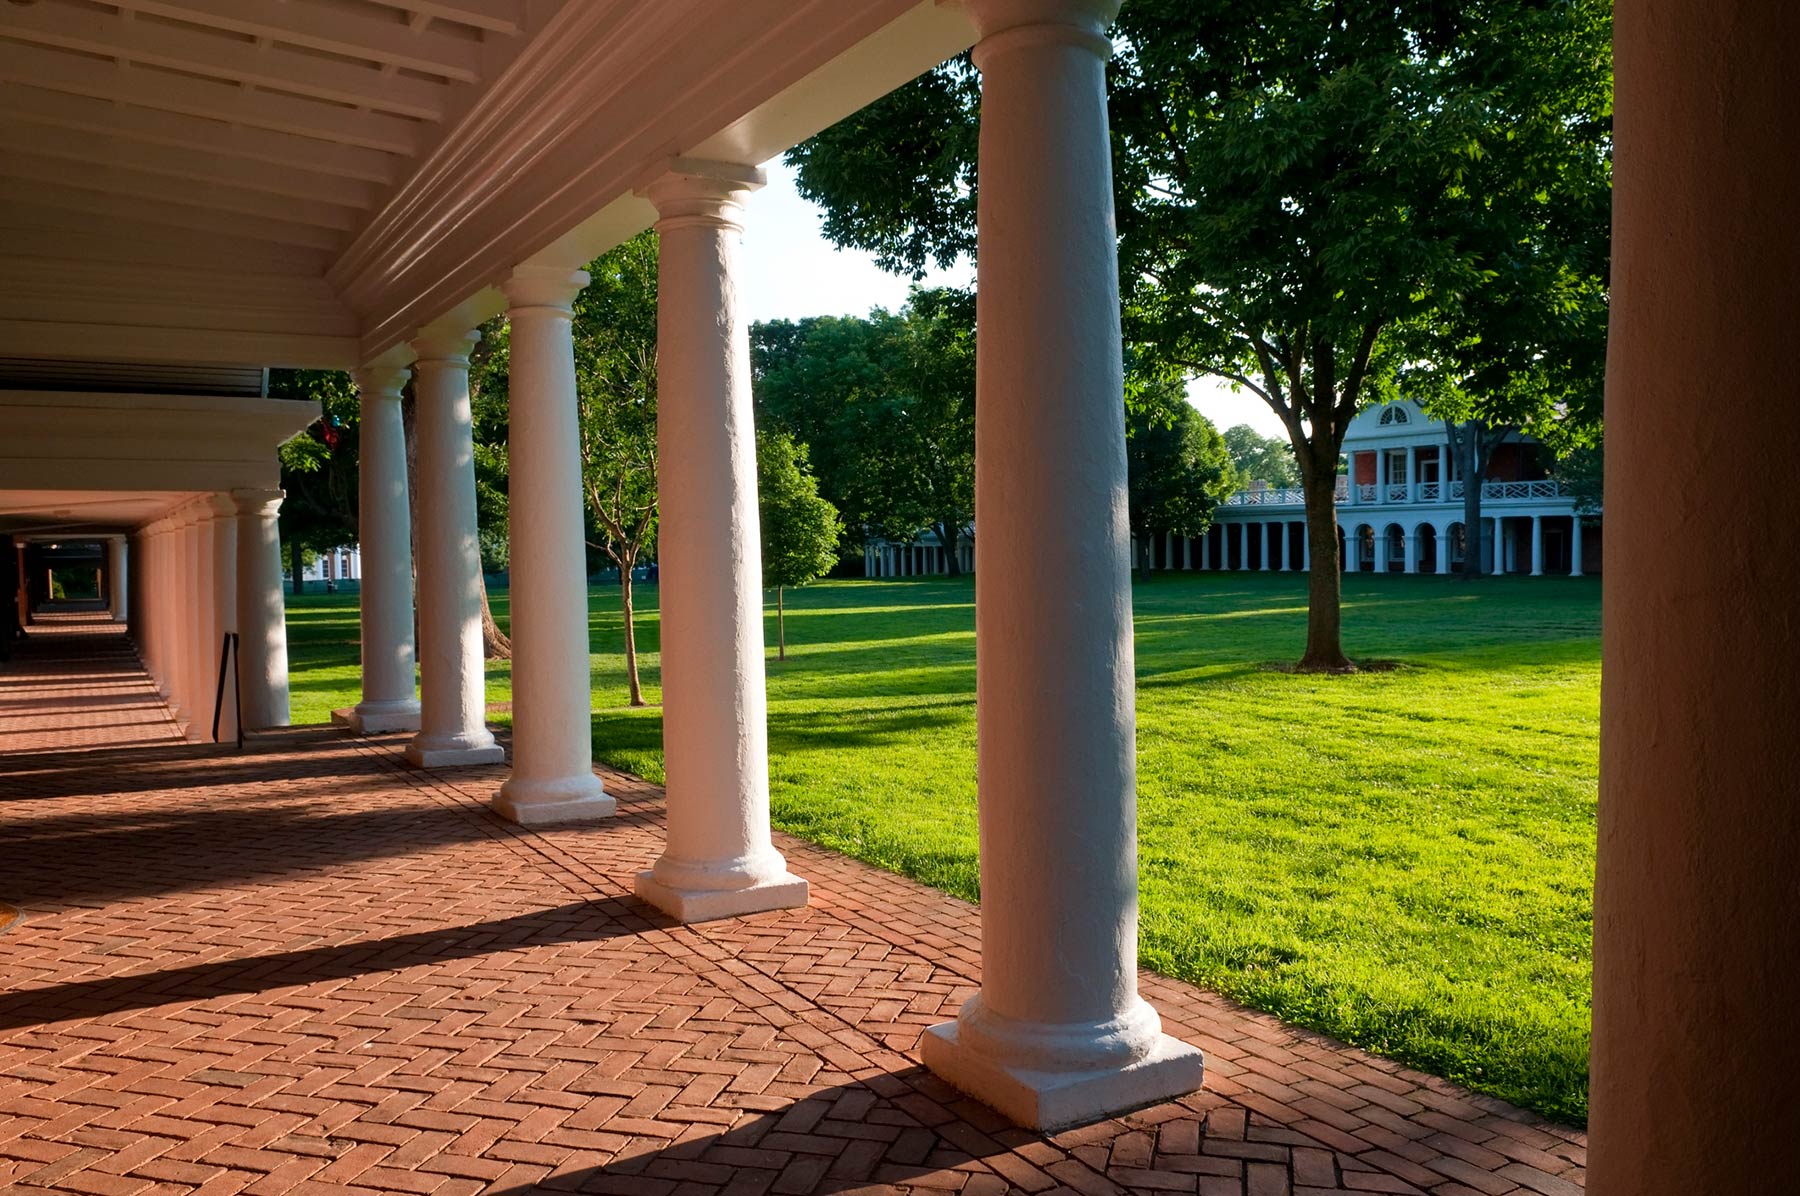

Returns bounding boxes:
[285,571,1598,1124]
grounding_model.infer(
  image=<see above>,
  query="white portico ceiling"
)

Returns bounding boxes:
[0,0,973,373]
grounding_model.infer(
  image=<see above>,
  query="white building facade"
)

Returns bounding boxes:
[1168,399,1598,577]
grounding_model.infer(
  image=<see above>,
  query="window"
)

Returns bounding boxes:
[1379,404,1411,426]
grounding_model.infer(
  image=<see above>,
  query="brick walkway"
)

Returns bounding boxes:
[0,616,1586,1196]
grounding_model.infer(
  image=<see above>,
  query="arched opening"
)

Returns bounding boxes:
[1447,522,1468,573]
[1416,523,1439,574]
[1384,523,1407,573]
[1354,524,1375,573]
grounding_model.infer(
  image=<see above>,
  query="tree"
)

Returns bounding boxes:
[1223,424,1299,489]
[789,0,1612,669]
[572,232,660,706]
[757,431,842,659]
[1126,387,1239,576]
[753,288,975,573]
[271,370,359,595]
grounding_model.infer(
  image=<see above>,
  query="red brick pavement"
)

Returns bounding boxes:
[0,617,1586,1195]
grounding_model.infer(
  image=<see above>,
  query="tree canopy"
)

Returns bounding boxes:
[789,0,1612,667]
[1127,389,1239,574]
[758,430,842,658]
[753,287,975,572]
[1223,424,1300,489]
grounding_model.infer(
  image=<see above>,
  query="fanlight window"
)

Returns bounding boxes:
[1379,405,1411,425]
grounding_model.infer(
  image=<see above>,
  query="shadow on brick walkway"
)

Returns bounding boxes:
[0,617,1586,1195]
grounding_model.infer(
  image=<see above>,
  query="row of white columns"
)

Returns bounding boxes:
[1341,514,1584,577]
[135,491,289,742]
[865,542,971,577]
[338,0,1198,1131]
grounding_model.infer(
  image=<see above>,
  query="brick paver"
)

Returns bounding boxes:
[0,616,1586,1194]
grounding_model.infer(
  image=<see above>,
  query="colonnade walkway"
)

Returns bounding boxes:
[0,630,1586,1196]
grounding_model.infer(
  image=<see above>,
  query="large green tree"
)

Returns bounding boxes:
[757,430,842,659]
[753,288,975,572]
[789,0,1611,669]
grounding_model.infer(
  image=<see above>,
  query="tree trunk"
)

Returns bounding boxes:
[777,585,786,660]
[935,522,963,576]
[619,569,644,707]
[1299,471,1353,672]
[478,577,511,659]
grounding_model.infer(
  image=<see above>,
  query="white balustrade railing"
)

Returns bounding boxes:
[1419,482,1441,502]
[1386,484,1410,503]
[1221,487,1306,507]
[1218,475,1568,510]
[1357,483,1377,504]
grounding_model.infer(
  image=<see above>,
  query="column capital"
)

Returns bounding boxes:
[964,0,1117,58]
[354,364,410,401]
[503,264,591,314]
[638,158,765,232]
[200,493,238,522]
[410,326,480,366]
[230,488,285,519]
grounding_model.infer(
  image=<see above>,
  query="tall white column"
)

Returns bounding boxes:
[636,159,807,922]
[1571,517,1585,577]
[186,506,212,739]
[493,265,614,825]
[204,494,239,744]
[1373,527,1389,574]
[1408,447,1419,503]
[922,0,1202,1132]
[1436,525,1451,575]
[1530,514,1544,576]
[1256,522,1268,571]
[342,366,420,734]
[1376,450,1387,503]
[1403,529,1418,574]
[404,330,504,768]
[1492,518,1505,574]
[106,536,128,623]
[232,489,290,730]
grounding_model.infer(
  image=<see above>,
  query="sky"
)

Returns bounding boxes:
[737,159,1291,440]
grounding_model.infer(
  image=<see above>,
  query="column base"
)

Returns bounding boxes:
[634,869,809,924]
[921,1021,1204,1133]
[404,733,506,769]
[492,774,615,825]
[332,701,422,735]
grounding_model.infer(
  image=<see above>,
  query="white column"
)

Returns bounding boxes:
[1492,517,1505,574]
[1408,447,1419,503]
[186,506,212,739]
[636,159,807,922]
[1260,522,1272,571]
[1373,527,1389,574]
[1376,450,1387,503]
[1302,522,1309,562]
[1403,529,1418,574]
[343,366,420,734]
[1530,514,1544,576]
[232,489,290,729]
[1571,517,1585,577]
[1436,525,1451,575]
[404,329,504,768]
[205,494,239,744]
[922,0,1202,1132]
[492,265,614,825]
[106,536,128,622]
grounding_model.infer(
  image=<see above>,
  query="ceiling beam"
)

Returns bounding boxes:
[0,180,347,251]
[0,42,422,154]
[0,120,380,210]
[0,84,401,184]
[0,2,451,120]
[3,151,364,233]
[0,204,333,274]
[368,0,526,37]
[109,0,484,83]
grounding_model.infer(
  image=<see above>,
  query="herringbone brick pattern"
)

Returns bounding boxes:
[0,617,1586,1195]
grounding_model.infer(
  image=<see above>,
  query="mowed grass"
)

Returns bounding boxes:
[284,571,1598,1124]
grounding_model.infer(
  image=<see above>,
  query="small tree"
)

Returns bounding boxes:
[1127,385,1239,576]
[573,233,660,706]
[758,431,841,660]
[1223,424,1300,489]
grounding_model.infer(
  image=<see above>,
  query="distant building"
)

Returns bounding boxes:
[1175,399,1599,576]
